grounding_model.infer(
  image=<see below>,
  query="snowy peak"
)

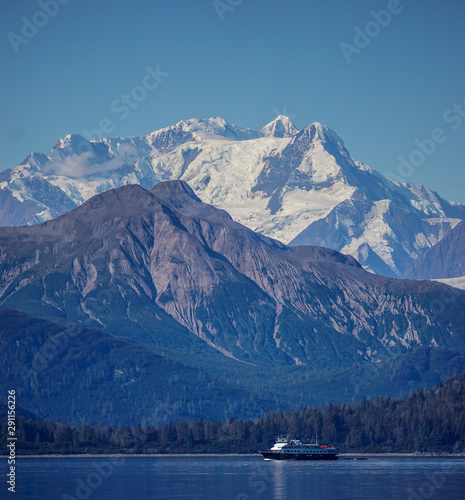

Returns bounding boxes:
[146,117,262,152]
[187,116,263,141]
[52,133,93,153]
[298,122,345,148]
[261,115,298,138]
[291,122,353,169]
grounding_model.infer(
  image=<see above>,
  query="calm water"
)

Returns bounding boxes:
[2,456,465,500]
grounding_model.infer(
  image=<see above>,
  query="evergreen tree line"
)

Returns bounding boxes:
[2,373,465,455]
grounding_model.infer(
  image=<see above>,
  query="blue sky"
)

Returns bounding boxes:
[1,0,465,202]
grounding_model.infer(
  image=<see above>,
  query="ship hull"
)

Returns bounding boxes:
[260,451,338,461]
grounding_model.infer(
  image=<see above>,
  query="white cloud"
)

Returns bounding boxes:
[44,152,127,180]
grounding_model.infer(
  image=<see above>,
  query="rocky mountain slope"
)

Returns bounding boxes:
[1,117,463,277]
[0,180,464,365]
[1,181,465,423]
[0,309,279,426]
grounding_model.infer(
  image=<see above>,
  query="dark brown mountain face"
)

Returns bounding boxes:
[1,181,465,424]
[0,180,464,367]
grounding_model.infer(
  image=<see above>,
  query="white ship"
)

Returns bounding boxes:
[259,438,338,460]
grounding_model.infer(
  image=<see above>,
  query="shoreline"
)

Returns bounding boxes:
[3,452,465,459]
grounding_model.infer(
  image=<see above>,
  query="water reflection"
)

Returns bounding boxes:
[10,456,465,500]
[271,460,285,500]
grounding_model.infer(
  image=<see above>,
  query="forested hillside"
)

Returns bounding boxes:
[2,373,465,455]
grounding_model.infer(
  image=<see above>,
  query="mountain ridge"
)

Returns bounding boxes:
[1,180,464,364]
[1,116,463,277]
[2,181,465,423]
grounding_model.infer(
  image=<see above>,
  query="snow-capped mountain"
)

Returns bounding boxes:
[1,116,463,277]
[261,114,298,137]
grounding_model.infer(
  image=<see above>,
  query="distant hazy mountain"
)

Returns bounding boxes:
[1,116,463,277]
[403,219,465,288]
